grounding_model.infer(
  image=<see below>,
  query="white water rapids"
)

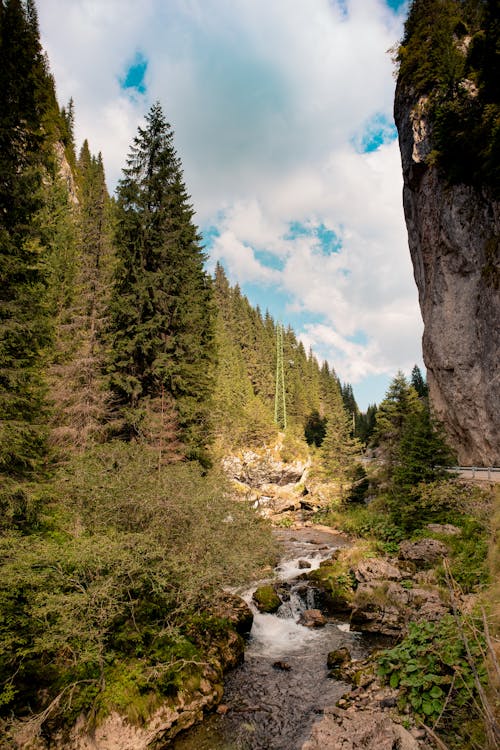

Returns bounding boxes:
[171,527,366,750]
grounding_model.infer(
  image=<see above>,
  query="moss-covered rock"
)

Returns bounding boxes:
[252,585,281,613]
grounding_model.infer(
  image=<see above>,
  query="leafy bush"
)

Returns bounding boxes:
[377,616,487,730]
[0,443,276,724]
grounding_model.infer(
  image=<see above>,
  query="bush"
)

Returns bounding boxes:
[0,442,276,725]
[377,615,487,738]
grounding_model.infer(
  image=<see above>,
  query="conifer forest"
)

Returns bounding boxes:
[0,2,498,749]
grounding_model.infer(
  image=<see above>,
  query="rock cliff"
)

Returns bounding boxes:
[394,86,499,466]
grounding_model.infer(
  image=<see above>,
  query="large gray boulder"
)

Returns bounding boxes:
[302,707,425,750]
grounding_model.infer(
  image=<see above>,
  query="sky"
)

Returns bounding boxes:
[37,0,422,410]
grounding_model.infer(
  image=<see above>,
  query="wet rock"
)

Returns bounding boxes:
[272,660,292,671]
[399,538,448,567]
[327,647,351,670]
[252,585,281,613]
[353,558,402,583]
[213,593,254,635]
[298,609,326,628]
[298,559,312,569]
[327,647,352,679]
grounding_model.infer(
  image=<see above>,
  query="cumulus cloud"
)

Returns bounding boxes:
[36,0,420,406]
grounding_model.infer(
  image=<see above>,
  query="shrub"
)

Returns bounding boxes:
[377,615,487,734]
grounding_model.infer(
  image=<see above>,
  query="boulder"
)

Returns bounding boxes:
[298,609,326,628]
[213,593,253,635]
[298,559,312,569]
[221,452,307,487]
[302,708,424,750]
[353,558,402,583]
[327,647,351,670]
[252,585,281,613]
[399,539,448,567]
[327,647,352,679]
[350,581,449,637]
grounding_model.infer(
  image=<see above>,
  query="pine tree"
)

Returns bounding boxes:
[411,364,428,398]
[320,384,362,492]
[48,142,114,449]
[0,0,59,514]
[373,371,422,464]
[107,103,216,461]
[393,406,454,491]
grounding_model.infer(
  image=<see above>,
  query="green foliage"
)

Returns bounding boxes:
[320,383,362,490]
[0,0,58,487]
[372,371,422,460]
[211,262,351,451]
[304,410,327,447]
[346,464,369,504]
[436,517,490,593]
[0,443,276,722]
[355,403,377,444]
[107,103,216,458]
[323,502,407,549]
[392,408,455,494]
[410,365,428,398]
[377,616,487,733]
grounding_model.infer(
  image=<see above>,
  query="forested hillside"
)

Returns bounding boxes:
[0,1,364,741]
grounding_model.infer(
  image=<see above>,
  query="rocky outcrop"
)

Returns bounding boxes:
[302,706,429,750]
[398,538,448,568]
[394,86,500,466]
[15,599,249,750]
[54,141,79,205]
[350,580,449,638]
[222,451,307,488]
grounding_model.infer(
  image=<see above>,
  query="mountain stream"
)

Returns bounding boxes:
[171,527,367,750]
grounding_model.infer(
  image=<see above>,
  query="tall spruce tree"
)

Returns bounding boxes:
[0,0,59,520]
[373,371,422,464]
[320,382,362,492]
[107,103,216,461]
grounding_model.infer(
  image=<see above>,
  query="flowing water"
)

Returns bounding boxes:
[171,527,367,750]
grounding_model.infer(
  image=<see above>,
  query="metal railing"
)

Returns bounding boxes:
[447,466,500,481]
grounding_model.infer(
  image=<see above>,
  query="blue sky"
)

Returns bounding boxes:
[37,0,421,410]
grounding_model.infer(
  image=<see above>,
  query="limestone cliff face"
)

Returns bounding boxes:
[394,86,499,466]
[54,141,79,204]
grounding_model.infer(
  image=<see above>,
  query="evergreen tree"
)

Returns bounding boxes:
[320,385,362,492]
[373,371,422,464]
[393,406,454,491]
[356,403,378,444]
[107,103,216,461]
[304,409,327,447]
[0,0,60,519]
[48,142,114,449]
[411,364,428,398]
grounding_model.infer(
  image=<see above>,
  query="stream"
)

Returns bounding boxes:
[171,526,368,750]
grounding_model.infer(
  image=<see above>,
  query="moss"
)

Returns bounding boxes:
[252,585,281,613]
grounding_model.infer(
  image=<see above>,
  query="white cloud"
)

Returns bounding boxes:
[36,0,422,404]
